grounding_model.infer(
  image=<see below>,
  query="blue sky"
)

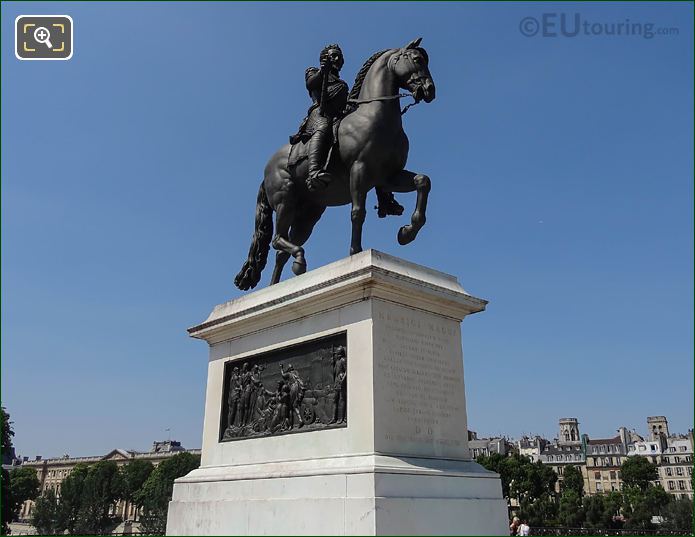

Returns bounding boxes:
[2,2,692,458]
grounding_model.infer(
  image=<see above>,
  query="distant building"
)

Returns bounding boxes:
[627,417,693,500]
[516,436,547,463]
[538,418,586,492]
[583,427,633,494]
[18,440,200,522]
[467,431,511,458]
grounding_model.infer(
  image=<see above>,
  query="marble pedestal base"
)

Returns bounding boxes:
[167,251,507,535]
[167,455,506,535]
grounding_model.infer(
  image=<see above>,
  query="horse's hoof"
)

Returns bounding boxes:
[292,259,307,275]
[398,225,415,245]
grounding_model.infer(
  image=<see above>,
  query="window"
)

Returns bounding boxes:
[675,456,681,463]
[592,447,598,454]
[664,457,670,463]
[677,467,683,476]
[678,481,685,490]
[668,481,675,491]
[670,447,676,453]
[686,456,692,462]
[596,482,603,492]
[548,455,553,461]
[688,467,693,476]
[651,444,657,451]
[566,455,571,461]
[610,471,617,480]
[667,468,673,476]
[680,446,687,452]
[638,445,646,451]
[600,446,606,453]
[629,445,635,452]
[594,472,601,480]
[558,467,564,476]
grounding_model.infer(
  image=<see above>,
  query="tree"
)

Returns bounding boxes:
[1,407,15,535]
[119,459,154,519]
[73,460,123,534]
[8,467,40,519]
[135,452,200,535]
[660,498,694,531]
[1,407,14,456]
[561,465,584,496]
[623,484,671,530]
[55,463,89,534]
[583,492,624,529]
[478,454,558,528]
[31,489,61,535]
[621,456,658,491]
[557,489,584,528]
[1,469,10,536]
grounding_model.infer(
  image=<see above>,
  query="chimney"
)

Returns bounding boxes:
[35,455,42,461]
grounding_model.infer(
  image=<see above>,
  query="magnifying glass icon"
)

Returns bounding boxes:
[34,27,53,49]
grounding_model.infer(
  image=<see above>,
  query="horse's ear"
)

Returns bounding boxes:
[405,37,422,49]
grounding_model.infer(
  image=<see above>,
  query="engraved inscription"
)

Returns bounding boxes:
[219,333,347,441]
[377,308,464,447]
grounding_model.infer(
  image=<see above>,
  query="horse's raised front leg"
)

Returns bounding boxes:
[270,204,325,285]
[349,161,369,255]
[384,169,431,245]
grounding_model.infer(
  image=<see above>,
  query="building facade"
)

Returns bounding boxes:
[18,440,200,522]
[538,418,586,493]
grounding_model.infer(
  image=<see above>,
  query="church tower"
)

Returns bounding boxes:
[558,417,581,445]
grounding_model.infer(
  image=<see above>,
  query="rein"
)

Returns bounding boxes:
[347,92,419,115]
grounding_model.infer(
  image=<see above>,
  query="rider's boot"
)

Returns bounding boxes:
[306,131,331,192]
[375,188,405,218]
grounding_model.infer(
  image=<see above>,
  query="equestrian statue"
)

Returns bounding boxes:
[234,38,436,291]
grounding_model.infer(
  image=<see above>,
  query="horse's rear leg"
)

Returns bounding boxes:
[384,169,431,245]
[271,200,307,276]
[270,204,325,285]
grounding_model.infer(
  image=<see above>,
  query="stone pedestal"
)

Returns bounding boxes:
[166,250,507,535]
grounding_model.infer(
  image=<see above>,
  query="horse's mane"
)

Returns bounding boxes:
[348,49,392,100]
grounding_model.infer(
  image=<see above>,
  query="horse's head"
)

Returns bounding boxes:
[390,37,435,103]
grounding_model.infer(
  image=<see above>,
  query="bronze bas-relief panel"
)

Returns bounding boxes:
[219,333,347,442]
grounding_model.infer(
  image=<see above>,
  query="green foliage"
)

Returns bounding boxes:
[30,489,61,535]
[55,463,89,534]
[120,459,154,506]
[8,467,40,518]
[621,456,658,491]
[561,465,584,496]
[1,469,11,535]
[519,494,558,527]
[73,461,123,535]
[558,489,584,527]
[135,452,200,535]
[477,453,557,505]
[582,492,623,529]
[1,407,13,455]
[622,484,671,530]
[478,453,559,528]
[660,498,695,531]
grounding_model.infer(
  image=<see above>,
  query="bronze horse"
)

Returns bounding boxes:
[235,38,436,290]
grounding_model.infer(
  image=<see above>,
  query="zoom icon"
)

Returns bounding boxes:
[15,15,73,60]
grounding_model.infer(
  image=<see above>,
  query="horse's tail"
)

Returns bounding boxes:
[234,181,273,290]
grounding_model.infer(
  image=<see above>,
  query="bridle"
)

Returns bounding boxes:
[346,49,425,116]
